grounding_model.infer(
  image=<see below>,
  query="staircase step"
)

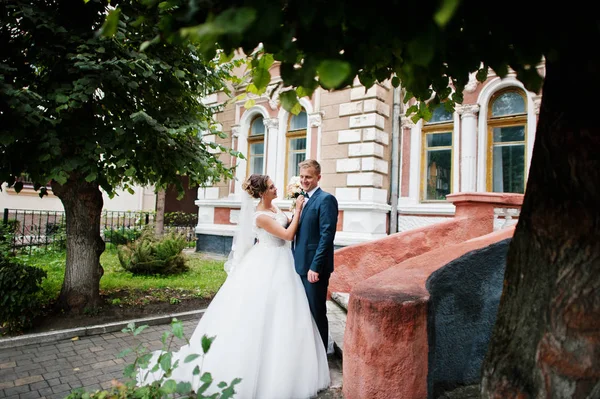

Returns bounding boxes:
[327,299,347,357]
[331,292,349,311]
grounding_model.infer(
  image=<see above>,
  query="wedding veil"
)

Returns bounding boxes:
[223,191,256,274]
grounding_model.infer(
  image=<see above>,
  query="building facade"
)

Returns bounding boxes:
[195,64,543,254]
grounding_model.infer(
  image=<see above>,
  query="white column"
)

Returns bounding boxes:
[457,104,479,192]
[408,119,422,203]
[309,111,323,161]
[263,118,279,182]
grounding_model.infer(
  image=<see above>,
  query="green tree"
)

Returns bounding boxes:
[138,1,598,397]
[0,0,239,312]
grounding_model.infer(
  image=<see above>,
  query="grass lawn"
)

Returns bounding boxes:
[18,245,227,306]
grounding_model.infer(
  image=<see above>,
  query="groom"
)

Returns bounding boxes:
[293,159,338,350]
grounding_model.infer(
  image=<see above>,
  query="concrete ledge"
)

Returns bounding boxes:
[0,309,206,350]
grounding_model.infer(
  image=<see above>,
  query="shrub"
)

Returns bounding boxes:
[118,230,189,275]
[0,253,47,333]
[65,320,241,399]
[165,212,197,227]
[104,227,144,245]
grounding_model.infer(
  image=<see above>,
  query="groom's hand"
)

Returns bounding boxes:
[308,270,320,283]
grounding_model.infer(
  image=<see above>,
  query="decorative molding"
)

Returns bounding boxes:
[401,116,416,128]
[263,118,279,129]
[464,72,479,93]
[267,83,281,110]
[231,125,241,138]
[456,104,480,117]
[308,112,323,127]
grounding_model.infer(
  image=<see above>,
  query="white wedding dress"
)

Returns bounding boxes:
[137,207,330,399]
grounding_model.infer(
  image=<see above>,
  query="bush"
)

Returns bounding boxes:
[118,230,189,275]
[165,212,197,227]
[65,320,240,399]
[0,254,47,333]
[104,227,144,245]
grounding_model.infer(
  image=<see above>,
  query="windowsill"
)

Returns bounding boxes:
[397,201,456,216]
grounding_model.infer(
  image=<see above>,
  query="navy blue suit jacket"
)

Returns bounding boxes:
[293,187,338,276]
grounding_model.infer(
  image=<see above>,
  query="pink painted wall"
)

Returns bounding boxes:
[343,227,516,399]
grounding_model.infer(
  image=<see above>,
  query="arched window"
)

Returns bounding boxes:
[421,104,453,201]
[285,110,307,182]
[487,89,527,193]
[247,115,265,175]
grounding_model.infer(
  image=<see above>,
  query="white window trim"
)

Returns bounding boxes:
[275,98,314,190]
[476,76,537,192]
[406,111,460,207]
[235,105,270,198]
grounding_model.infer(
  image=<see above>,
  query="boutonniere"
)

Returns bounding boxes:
[286,176,307,211]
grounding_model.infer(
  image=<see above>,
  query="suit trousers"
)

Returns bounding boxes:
[300,273,330,350]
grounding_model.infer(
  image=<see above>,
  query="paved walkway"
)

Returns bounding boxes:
[0,310,344,399]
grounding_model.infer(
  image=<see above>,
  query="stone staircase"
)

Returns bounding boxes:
[328,292,349,357]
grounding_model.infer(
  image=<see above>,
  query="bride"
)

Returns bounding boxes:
[137,174,330,398]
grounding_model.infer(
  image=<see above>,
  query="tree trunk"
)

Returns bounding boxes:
[52,178,105,312]
[481,56,600,396]
[155,189,166,237]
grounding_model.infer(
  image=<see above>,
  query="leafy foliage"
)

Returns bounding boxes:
[0,253,47,333]
[164,212,198,227]
[117,230,189,275]
[130,1,570,120]
[0,0,239,197]
[104,226,145,246]
[66,319,241,398]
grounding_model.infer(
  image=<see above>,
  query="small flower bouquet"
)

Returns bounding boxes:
[286,176,306,211]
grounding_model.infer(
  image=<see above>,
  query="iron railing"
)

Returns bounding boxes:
[2,208,197,254]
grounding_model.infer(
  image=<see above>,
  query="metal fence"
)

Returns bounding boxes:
[2,208,197,254]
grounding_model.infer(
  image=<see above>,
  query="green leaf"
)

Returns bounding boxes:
[476,68,488,83]
[244,98,255,109]
[201,335,215,354]
[392,76,401,88]
[200,372,213,383]
[176,382,192,394]
[123,363,136,379]
[161,379,177,394]
[252,67,271,91]
[175,69,185,78]
[56,94,69,104]
[159,352,172,371]
[184,354,201,363]
[172,319,184,339]
[317,60,351,89]
[13,182,23,193]
[434,0,461,28]
[100,8,121,38]
[117,348,133,358]
[193,365,201,376]
[279,90,302,115]
[84,172,97,183]
[217,382,227,388]
[124,167,136,177]
[161,331,170,345]
[133,324,148,336]
[296,86,315,98]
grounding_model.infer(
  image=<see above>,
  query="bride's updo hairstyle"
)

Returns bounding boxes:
[242,174,270,199]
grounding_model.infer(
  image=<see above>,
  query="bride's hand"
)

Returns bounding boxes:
[295,195,305,213]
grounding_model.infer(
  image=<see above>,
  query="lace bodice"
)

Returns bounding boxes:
[253,208,288,247]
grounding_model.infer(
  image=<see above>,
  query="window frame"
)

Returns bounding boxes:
[246,115,266,176]
[486,88,528,193]
[421,122,454,202]
[284,110,308,183]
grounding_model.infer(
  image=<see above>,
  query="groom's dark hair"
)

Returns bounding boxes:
[298,159,321,175]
